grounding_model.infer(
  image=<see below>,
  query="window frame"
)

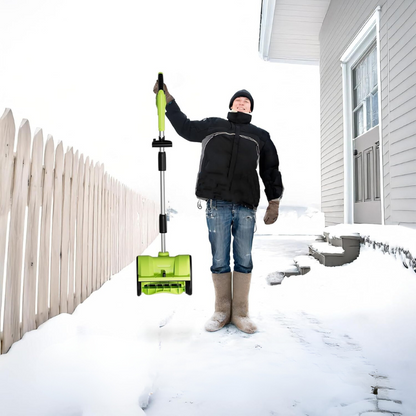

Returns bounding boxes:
[352,41,379,138]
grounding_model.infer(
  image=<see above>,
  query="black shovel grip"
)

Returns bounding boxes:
[158,73,164,91]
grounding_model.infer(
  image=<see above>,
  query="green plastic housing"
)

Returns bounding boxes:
[138,252,191,295]
[157,90,166,132]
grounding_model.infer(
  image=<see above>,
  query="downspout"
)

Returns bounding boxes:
[374,7,385,225]
[341,61,354,224]
[259,0,276,60]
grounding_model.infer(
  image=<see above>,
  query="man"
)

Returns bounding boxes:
[154,82,283,334]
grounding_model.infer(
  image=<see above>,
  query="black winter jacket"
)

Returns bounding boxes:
[166,100,283,209]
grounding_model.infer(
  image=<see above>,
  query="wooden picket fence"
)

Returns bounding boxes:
[0,108,158,354]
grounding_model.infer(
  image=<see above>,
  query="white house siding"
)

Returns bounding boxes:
[379,0,416,227]
[319,0,386,226]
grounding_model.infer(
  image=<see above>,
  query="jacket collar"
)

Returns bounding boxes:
[227,111,252,124]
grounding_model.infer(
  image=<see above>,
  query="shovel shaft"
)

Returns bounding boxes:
[155,73,169,253]
[159,148,167,252]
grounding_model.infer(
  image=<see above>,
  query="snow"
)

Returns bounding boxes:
[325,223,416,255]
[309,242,345,254]
[1,206,416,416]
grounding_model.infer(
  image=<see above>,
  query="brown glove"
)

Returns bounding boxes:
[153,81,174,104]
[264,199,280,225]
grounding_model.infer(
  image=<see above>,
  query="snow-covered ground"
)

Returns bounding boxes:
[0,206,415,416]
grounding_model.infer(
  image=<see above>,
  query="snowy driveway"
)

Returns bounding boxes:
[0,210,414,415]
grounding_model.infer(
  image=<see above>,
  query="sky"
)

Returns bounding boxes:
[0,0,321,211]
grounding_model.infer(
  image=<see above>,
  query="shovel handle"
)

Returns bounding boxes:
[157,72,166,133]
[158,73,164,91]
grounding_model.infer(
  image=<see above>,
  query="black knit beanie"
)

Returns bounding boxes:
[229,89,254,112]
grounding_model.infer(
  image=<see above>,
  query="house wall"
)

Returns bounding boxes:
[380,0,416,227]
[319,0,416,227]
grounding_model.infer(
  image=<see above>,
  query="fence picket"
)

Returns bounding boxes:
[121,185,126,270]
[121,186,125,270]
[116,180,118,273]
[140,196,144,254]
[113,180,118,274]
[141,196,148,252]
[101,168,106,286]
[68,150,78,314]
[2,119,31,353]
[96,164,103,289]
[132,193,136,256]
[81,157,90,303]
[87,162,94,297]
[138,195,141,254]
[37,136,54,327]
[0,109,16,352]
[131,191,135,257]
[111,178,116,276]
[107,175,111,280]
[92,163,98,292]
[50,142,64,319]
[74,154,84,309]
[22,128,43,336]
[103,173,108,284]
[60,148,72,314]
[127,188,132,264]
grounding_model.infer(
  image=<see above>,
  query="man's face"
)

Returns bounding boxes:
[231,97,251,114]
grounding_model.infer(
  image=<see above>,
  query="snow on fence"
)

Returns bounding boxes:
[0,108,158,354]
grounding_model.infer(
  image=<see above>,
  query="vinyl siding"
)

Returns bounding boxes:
[320,0,416,227]
[379,0,416,227]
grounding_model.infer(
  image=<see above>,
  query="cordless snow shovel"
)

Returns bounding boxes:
[136,73,192,296]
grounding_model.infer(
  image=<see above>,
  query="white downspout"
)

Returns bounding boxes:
[341,61,354,224]
[375,7,385,225]
[259,0,276,61]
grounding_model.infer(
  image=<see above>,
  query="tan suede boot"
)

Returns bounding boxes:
[231,271,257,334]
[205,272,232,332]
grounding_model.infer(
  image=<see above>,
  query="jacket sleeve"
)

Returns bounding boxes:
[259,133,284,201]
[165,100,212,143]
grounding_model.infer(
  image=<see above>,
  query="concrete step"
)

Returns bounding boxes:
[309,233,361,266]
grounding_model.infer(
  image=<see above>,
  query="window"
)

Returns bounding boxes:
[352,43,379,138]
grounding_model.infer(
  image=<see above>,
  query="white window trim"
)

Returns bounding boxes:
[340,6,384,224]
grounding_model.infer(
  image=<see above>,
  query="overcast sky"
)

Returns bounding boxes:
[0,0,321,211]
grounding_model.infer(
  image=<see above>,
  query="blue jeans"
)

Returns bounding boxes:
[206,200,256,274]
